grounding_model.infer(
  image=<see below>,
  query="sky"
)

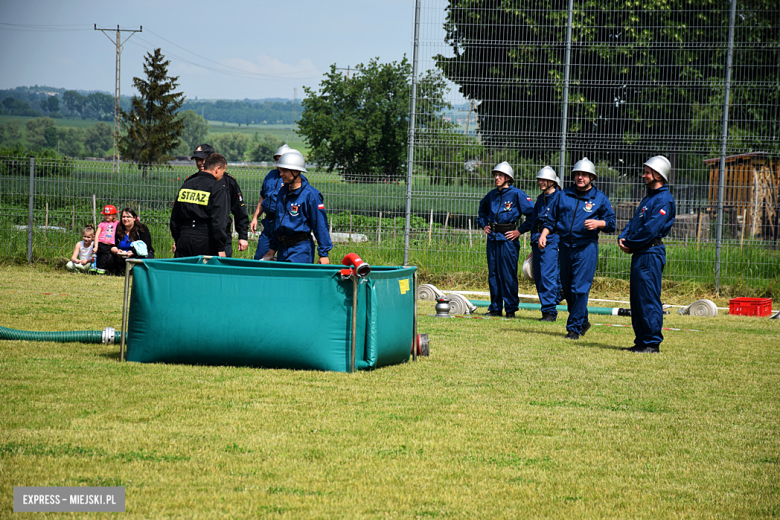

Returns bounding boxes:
[0,0,427,101]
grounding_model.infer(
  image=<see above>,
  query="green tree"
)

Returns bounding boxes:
[25,117,56,149]
[43,126,58,149]
[298,58,450,182]
[178,109,209,152]
[210,132,250,162]
[2,97,39,117]
[118,48,185,179]
[57,127,86,157]
[246,132,283,163]
[63,90,85,116]
[83,122,113,157]
[3,120,23,145]
[85,92,115,121]
[45,96,60,115]
[435,0,779,157]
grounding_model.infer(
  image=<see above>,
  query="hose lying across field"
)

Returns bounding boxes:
[0,326,120,344]
[467,300,629,316]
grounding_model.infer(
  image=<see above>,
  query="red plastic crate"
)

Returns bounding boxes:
[728,298,773,317]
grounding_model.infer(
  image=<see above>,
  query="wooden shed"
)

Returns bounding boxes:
[704,152,780,240]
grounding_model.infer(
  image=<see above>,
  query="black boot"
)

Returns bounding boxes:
[580,322,592,336]
[539,313,556,322]
[623,345,660,353]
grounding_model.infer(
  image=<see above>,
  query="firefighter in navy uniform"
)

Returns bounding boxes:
[476,161,535,318]
[170,153,231,257]
[262,152,332,264]
[250,144,304,260]
[189,143,249,257]
[619,156,676,353]
[518,166,562,321]
[539,157,616,340]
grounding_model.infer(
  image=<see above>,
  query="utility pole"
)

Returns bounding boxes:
[459,99,478,135]
[95,24,142,174]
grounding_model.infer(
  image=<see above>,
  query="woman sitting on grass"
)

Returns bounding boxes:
[110,207,155,275]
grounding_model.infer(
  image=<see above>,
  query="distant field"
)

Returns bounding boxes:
[0,114,103,129]
[206,123,308,154]
[0,115,309,154]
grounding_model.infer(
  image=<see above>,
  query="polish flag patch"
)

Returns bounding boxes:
[318,204,325,210]
[659,209,667,215]
[527,197,531,201]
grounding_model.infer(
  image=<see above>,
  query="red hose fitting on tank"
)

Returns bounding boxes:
[342,253,371,278]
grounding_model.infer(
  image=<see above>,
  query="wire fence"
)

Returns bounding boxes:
[0,1,778,295]
[404,0,780,293]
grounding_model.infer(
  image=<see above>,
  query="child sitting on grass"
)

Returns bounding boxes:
[66,225,95,273]
[95,204,119,274]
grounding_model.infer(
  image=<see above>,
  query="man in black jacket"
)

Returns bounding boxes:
[171,154,230,257]
[190,144,249,257]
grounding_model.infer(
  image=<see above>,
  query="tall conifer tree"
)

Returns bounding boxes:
[119,48,185,178]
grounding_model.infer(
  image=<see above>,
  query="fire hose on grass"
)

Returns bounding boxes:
[0,326,119,344]
[1,254,433,367]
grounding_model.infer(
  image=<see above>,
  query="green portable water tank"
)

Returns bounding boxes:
[125,257,416,372]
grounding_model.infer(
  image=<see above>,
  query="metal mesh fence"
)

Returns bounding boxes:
[405,0,780,291]
[0,159,419,268]
[0,1,778,294]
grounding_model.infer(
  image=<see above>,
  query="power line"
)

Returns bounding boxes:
[0,22,92,32]
[95,24,142,175]
[143,29,315,78]
[126,37,320,82]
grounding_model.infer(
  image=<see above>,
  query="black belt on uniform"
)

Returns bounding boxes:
[278,232,311,247]
[535,221,554,234]
[490,222,517,233]
[181,219,209,231]
[650,237,663,247]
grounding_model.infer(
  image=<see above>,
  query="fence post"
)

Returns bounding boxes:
[403,0,422,266]
[714,0,737,295]
[27,157,35,264]
[558,0,575,176]
[428,209,434,246]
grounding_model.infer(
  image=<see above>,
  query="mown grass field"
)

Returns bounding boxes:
[206,122,308,154]
[1,265,779,518]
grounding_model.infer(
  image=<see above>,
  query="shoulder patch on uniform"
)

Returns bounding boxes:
[659,209,667,215]
[318,203,325,210]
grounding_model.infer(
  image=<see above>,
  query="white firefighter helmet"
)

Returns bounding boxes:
[643,155,671,183]
[536,166,557,183]
[492,161,515,182]
[522,252,534,280]
[572,157,597,178]
[277,152,307,173]
[274,144,292,159]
